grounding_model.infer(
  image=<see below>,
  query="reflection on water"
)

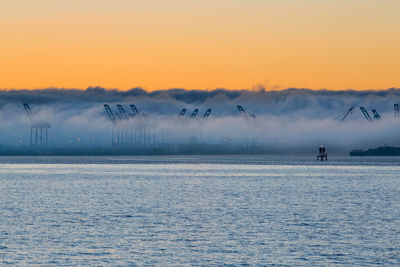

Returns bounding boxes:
[0,156,399,265]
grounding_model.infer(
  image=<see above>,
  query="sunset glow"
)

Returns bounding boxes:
[1,0,399,90]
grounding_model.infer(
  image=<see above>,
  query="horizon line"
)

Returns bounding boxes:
[1,86,399,93]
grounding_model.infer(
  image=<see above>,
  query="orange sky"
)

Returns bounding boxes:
[0,0,399,91]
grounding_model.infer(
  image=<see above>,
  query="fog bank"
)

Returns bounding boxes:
[1,87,399,154]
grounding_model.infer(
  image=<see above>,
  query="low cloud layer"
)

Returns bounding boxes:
[1,87,400,154]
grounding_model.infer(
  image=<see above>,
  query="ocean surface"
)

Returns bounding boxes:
[0,155,399,266]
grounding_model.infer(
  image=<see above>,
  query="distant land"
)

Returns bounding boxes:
[350,146,400,156]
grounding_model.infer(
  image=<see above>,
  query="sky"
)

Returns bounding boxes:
[0,0,399,91]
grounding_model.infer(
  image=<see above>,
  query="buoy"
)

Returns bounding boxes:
[317,145,327,161]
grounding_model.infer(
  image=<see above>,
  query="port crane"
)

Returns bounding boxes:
[104,104,117,127]
[237,105,257,124]
[104,104,120,145]
[360,107,372,121]
[237,105,249,122]
[190,109,199,120]
[117,104,129,120]
[340,106,355,122]
[178,108,186,117]
[130,104,139,117]
[23,103,51,147]
[340,105,382,122]
[202,109,212,121]
[371,109,382,120]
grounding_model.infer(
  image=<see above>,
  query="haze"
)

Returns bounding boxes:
[0,88,399,154]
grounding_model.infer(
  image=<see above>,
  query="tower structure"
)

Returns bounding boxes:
[23,103,51,147]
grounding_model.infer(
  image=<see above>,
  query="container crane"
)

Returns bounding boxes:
[23,103,34,124]
[23,103,51,147]
[190,109,199,120]
[372,109,382,120]
[360,107,372,121]
[237,105,257,124]
[117,104,129,120]
[130,104,139,117]
[104,104,117,127]
[178,108,186,119]
[104,104,120,145]
[237,105,249,122]
[340,106,355,122]
[202,109,212,121]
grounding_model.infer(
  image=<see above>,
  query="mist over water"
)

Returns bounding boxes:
[1,87,400,153]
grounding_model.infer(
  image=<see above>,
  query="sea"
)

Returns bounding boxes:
[0,155,399,266]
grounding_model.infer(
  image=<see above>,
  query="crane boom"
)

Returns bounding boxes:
[202,109,212,120]
[130,104,139,117]
[340,106,355,122]
[104,104,117,126]
[237,105,249,121]
[23,103,34,123]
[360,107,372,121]
[190,109,199,119]
[372,109,382,120]
[117,104,128,120]
[179,108,186,117]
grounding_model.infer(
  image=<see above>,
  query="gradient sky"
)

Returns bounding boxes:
[0,0,399,90]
